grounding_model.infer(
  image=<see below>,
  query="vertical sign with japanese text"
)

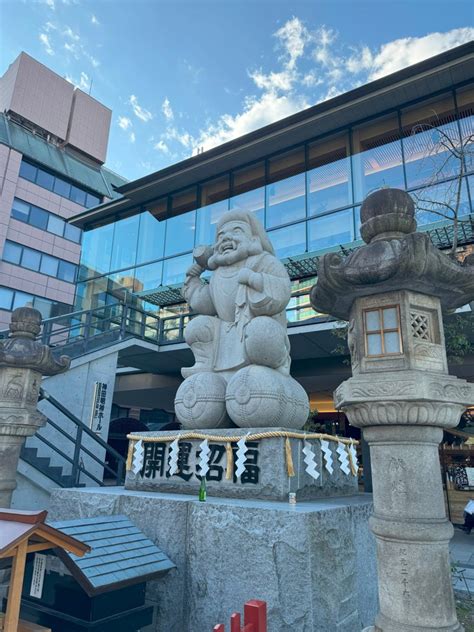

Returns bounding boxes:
[89,381,108,433]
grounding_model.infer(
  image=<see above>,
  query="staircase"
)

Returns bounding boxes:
[20,445,79,488]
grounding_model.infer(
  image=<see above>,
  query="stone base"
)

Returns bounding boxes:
[49,487,378,632]
[125,427,358,501]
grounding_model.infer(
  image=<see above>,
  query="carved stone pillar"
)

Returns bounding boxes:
[311,188,474,632]
[0,307,70,507]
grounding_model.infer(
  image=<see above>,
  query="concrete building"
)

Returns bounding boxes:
[67,42,473,430]
[0,52,126,330]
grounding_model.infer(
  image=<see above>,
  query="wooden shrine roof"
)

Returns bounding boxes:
[49,515,175,596]
[0,510,89,559]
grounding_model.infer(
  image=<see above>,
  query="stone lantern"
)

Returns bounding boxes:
[0,306,70,507]
[311,188,474,632]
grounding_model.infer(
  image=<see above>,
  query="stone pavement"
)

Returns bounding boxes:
[450,528,474,596]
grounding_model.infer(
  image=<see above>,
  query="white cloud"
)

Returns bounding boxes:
[312,26,337,67]
[164,126,193,148]
[65,71,90,91]
[63,26,79,41]
[195,91,309,152]
[129,131,136,143]
[162,98,174,121]
[39,33,54,55]
[118,116,132,131]
[129,95,153,122]
[275,16,310,71]
[154,140,170,154]
[367,28,474,80]
[91,14,100,26]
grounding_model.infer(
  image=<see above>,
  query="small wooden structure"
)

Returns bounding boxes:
[0,509,89,632]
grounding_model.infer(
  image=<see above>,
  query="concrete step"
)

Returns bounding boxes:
[20,445,72,488]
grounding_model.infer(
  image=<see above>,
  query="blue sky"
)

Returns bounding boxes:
[0,0,473,181]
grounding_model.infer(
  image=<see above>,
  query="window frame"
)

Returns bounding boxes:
[363,305,403,357]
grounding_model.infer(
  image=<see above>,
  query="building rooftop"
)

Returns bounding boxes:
[0,112,127,199]
[68,41,474,230]
[49,514,176,596]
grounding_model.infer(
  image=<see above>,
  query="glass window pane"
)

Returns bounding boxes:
[232,162,265,196]
[86,193,101,208]
[308,135,352,215]
[36,169,55,191]
[268,222,306,258]
[108,269,136,301]
[11,199,30,222]
[402,94,460,188]
[162,253,193,286]
[33,297,52,319]
[456,86,474,173]
[40,254,58,276]
[308,208,354,252]
[80,224,114,279]
[19,161,37,182]
[110,215,140,271]
[21,248,41,271]
[352,114,404,202]
[53,178,71,198]
[47,214,65,236]
[29,206,49,230]
[134,261,163,291]
[268,147,305,182]
[3,242,22,265]
[136,212,165,265]
[164,211,196,257]
[171,188,197,215]
[58,260,77,283]
[64,223,82,243]
[229,186,265,224]
[365,310,380,331]
[383,307,398,329]
[367,333,382,355]
[196,200,229,245]
[266,173,306,228]
[384,331,401,354]
[78,277,109,311]
[13,291,34,310]
[201,176,230,207]
[0,287,13,310]
[413,177,471,226]
[70,185,87,206]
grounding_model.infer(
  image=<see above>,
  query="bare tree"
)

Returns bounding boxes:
[409,112,473,258]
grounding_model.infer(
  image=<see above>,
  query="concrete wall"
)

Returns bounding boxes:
[4,52,74,140]
[25,346,118,485]
[66,89,111,164]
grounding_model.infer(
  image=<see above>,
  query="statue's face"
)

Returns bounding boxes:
[214,221,254,265]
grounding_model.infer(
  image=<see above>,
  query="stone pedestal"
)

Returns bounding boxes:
[49,486,378,632]
[125,428,358,501]
[336,371,471,632]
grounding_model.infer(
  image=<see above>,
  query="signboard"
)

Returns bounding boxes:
[30,554,47,599]
[89,381,108,433]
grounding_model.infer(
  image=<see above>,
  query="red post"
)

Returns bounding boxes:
[230,612,241,632]
[244,600,267,632]
[213,626,225,632]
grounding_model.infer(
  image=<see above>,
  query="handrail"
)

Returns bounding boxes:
[39,386,126,486]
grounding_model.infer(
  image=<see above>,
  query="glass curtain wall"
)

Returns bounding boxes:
[76,86,474,317]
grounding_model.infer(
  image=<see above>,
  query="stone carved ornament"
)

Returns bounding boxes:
[311,188,474,321]
[0,306,70,375]
[175,210,309,429]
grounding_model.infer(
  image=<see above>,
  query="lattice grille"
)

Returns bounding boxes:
[410,311,432,341]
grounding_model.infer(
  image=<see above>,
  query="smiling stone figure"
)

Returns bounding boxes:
[174,209,309,429]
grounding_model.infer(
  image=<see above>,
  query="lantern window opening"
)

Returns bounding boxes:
[363,305,403,357]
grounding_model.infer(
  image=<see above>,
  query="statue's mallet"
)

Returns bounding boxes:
[193,245,213,270]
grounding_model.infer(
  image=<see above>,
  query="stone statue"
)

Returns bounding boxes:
[174,210,308,429]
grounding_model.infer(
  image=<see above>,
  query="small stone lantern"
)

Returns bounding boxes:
[0,306,70,507]
[311,188,474,632]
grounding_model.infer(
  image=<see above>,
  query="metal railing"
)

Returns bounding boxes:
[35,387,126,487]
